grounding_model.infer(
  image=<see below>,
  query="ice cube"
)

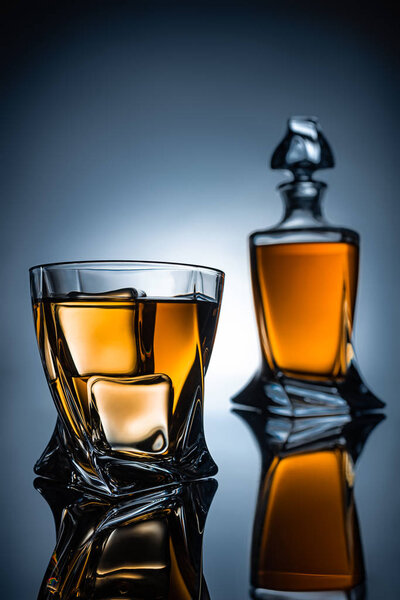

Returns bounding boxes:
[57,297,139,375]
[89,374,172,455]
[67,288,146,300]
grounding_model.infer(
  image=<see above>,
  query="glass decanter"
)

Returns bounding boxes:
[237,116,384,416]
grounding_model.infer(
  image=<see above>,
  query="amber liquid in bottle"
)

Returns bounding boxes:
[253,241,359,380]
[34,296,219,456]
[253,448,364,592]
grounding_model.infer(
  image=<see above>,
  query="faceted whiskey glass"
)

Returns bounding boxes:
[30,261,224,495]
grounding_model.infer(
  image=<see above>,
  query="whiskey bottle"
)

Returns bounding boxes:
[239,116,383,416]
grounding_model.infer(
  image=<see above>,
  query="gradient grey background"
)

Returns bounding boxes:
[1,1,399,598]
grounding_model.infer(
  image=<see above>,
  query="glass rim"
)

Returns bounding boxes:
[29,259,225,278]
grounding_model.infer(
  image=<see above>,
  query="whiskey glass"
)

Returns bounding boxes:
[30,261,224,495]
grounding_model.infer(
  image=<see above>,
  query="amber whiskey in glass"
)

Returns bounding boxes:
[245,116,383,416]
[34,296,217,457]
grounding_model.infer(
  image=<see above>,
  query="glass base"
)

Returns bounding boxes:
[34,416,218,497]
[232,364,384,417]
[251,584,365,600]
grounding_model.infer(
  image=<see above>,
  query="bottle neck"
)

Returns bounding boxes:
[278,180,326,228]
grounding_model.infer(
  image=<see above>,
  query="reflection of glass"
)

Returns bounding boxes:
[30,261,224,495]
[233,406,384,599]
[36,478,216,599]
[245,116,383,415]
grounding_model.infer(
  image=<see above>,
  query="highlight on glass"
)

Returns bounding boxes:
[30,260,224,495]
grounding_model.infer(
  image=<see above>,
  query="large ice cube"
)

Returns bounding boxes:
[67,287,146,299]
[57,290,146,375]
[89,374,172,455]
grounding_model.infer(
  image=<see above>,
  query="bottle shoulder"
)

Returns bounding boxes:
[249,225,359,247]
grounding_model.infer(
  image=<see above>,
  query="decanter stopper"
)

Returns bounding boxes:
[271,116,335,181]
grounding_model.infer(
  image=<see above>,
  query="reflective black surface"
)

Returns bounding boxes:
[2,385,399,599]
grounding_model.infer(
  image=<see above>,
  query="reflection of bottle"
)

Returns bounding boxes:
[233,407,384,599]
[246,117,383,415]
[36,478,216,600]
